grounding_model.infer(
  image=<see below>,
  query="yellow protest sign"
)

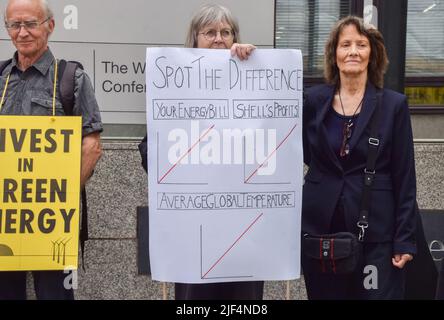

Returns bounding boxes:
[0,116,82,271]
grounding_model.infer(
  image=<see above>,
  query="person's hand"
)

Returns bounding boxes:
[230,43,256,60]
[392,254,413,269]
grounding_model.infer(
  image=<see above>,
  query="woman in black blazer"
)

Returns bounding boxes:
[302,16,416,299]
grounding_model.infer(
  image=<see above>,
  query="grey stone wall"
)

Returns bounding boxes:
[26,142,444,299]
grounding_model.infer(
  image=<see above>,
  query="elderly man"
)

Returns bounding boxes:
[0,0,102,299]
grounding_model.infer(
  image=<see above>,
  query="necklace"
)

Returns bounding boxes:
[338,89,364,157]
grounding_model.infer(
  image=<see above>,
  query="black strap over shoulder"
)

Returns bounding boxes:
[0,59,13,75]
[57,59,89,270]
[357,89,383,241]
[57,59,83,116]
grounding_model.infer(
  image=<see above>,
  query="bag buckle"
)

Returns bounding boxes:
[363,170,375,186]
[357,221,368,242]
[368,138,379,146]
[322,239,330,256]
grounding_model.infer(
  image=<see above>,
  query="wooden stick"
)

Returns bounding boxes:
[286,280,291,300]
[163,282,168,300]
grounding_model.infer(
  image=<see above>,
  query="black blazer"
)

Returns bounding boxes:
[302,82,417,254]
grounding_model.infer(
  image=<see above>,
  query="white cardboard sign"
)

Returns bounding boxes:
[146,47,303,283]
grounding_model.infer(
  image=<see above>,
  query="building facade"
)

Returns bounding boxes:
[0,0,442,299]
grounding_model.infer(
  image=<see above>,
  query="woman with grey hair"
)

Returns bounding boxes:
[139,4,261,300]
[178,5,260,299]
[184,4,255,59]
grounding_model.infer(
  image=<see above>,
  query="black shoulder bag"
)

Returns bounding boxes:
[302,90,382,274]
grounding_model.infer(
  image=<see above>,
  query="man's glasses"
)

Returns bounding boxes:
[340,120,353,157]
[199,29,234,41]
[5,17,51,32]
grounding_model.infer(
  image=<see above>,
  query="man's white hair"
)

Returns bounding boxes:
[4,0,54,22]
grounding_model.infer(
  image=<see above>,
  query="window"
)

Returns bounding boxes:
[405,0,444,108]
[275,0,352,80]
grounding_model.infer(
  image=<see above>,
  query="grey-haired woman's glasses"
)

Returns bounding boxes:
[199,29,234,41]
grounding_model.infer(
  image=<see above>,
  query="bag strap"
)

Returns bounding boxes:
[57,59,89,270]
[357,89,383,241]
[57,59,83,116]
[0,59,12,75]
